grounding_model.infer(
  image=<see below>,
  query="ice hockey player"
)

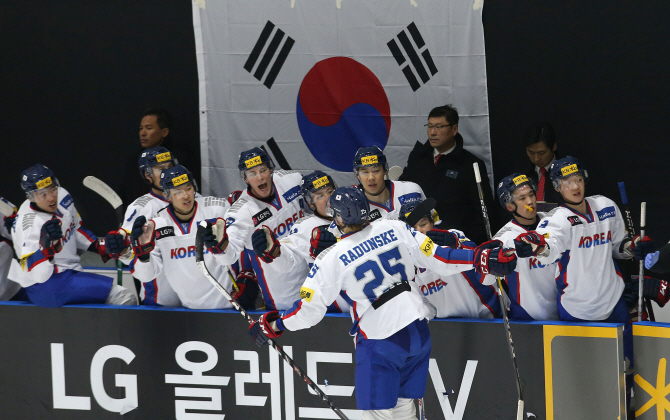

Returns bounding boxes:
[353,146,425,221]
[247,186,517,419]
[518,156,653,407]
[105,146,182,306]
[11,164,137,307]
[399,198,499,319]
[129,165,245,309]
[202,147,307,310]
[487,173,559,320]
[0,197,25,301]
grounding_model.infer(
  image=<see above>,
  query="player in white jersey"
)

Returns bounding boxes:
[353,146,425,221]
[203,148,307,310]
[252,170,350,313]
[130,165,239,309]
[0,197,25,301]
[11,164,137,307]
[105,146,182,306]
[399,198,499,319]
[486,173,559,320]
[247,187,517,419]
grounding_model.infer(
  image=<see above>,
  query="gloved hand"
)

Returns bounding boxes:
[3,213,16,233]
[249,310,283,346]
[426,229,460,248]
[514,231,547,258]
[310,226,337,259]
[202,218,228,254]
[89,238,111,263]
[629,275,670,308]
[39,218,63,258]
[105,229,131,258]
[231,269,259,310]
[130,216,155,262]
[227,190,243,205]
[646,251,660,270]
[252,226,281,263]
[473,240,517,277]
[631,235,654,261]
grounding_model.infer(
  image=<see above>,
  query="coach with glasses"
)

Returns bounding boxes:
[399,104,499,244]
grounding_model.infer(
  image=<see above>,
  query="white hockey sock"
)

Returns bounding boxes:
[106,284,139,305]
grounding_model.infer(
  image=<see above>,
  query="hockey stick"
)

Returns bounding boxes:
[83,176,124,286]
[194,221,349,420]
[0,198,16,218]
[473,163,526,420]
[639,202,647,321]
[617,183,654,321]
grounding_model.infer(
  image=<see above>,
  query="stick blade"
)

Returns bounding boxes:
[83,176,123,210]
[517,400,525,420]
[388,166,403,181]
[0,198,16,217]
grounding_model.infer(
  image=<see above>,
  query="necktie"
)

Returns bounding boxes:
[537,167,546,201]
[434,154,441,166]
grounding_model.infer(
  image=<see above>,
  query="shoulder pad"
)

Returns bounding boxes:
[202,196,229,208]
[133,195,152,208]
[22,213,37,231]
[494,226,513,239]
[228,197,248,213]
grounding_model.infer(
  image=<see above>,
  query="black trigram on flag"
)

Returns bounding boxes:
[387,23,438,91]
[244,21,295,89]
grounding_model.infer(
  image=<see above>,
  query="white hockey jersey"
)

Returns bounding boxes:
[131,196,233,309]
[214,170,307,310]
[121,190,182,307]
[413,230,498,319]
[0,198,21,300]
[535,196,629,320]
[280,220,475,339]
[11,187,96,287]
[482,215,559,321]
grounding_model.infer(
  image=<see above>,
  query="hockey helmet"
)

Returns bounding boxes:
[301,171,338,206]
[497,173,537,208]
[21,164,59,199]
[399,198,440,227]
[138,146,177,182]
[160,165,198,198]
[353,146,389,176]
[238,147,275,181]
[549,156,588,189]
[326,186,370,226]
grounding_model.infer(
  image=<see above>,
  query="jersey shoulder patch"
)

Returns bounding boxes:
[22,213,36,231]
[133,195,153,208]
[228,197,248,214]
[202,196,229,208]
[274,169,300,178]
[494,226,513,239]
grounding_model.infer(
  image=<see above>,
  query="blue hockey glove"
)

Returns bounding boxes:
[105,229,130,258]
[39,218,63,258]
[231,270,259,310]
[473,240,517,277]
[202,218,228,254]
[513,231,547,258]
[130,216,155,262]
[631,235,654,261]
[252,226,281,263]
[249,310,283,346]
[310,226,337,259]
[426,229,460,248]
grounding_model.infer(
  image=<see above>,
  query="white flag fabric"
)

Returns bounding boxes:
[192,0,492,196]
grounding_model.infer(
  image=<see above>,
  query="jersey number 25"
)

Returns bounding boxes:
[354,246,408,303]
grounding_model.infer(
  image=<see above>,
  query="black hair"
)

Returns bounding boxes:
[428,104,459,125]
[143,108,172,130]
[524,122,555,149]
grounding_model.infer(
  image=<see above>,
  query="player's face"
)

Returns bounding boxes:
[246,164,274,198]
[557,174,585,203]
[312,186,335,217]
[357,166,387,195]
[427,116,458,153]
[508,185,537,219]
[33,185,59,213]
[526,141,556,169]
[139,115,168,148]
[413,217,434,235]
[169,183,195,213]
[147,162,173,186]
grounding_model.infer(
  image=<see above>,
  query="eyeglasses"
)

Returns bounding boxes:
[424,124,454,131]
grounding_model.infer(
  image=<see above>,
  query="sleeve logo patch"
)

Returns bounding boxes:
[155,226,175,239]
[156,152,172,162]
[420,237,434,257]
[300,287,315,302]
[245,156,263,168]
[513,175,529,185]
[59,194,73,209]
[567,216,582,226]
[561,164,579,176]
[397,192,422,205]
[369,209,382,221]
[36,177,53,189]
[361,156,378,165]
[282,185,301,203]
[172,174,189,186]
[252,208,272,227]
[596,206,616,221]
[312,176,330,189]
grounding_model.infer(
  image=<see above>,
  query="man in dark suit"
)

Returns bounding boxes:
[523,122,562,206]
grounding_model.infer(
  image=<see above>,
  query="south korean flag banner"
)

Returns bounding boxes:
[192,0,492,195]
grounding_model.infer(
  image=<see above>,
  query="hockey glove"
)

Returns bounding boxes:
[3,212,16,233]
[630,275,670,308]
[646,251,660,270]
[249,310,283,346]
[231,269,259,310]
[426,229,460,248]
[513,231,547,258]
[202,218,229,254]
[105,229,131,258]
[473,240,517,277]
[631,235,654,261]
[227,190,243,205]
[130,216,155,262]
[39,218,63,258]
[252,226,281,263]
[310,226,337,259]
[89,238,111,264]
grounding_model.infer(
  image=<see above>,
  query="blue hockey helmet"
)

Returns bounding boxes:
[21,164,59,199]
[238,147,275,181]
[326,186,370,226]
[549,156,588,189]
[497,173,537,208]
[353,146,389,176]
[399,198,440,227]
[159,165,198,198]
[138,146,177,182]
[300,171,338,207]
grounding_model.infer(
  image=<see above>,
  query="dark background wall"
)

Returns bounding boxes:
[2,1,668,241]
